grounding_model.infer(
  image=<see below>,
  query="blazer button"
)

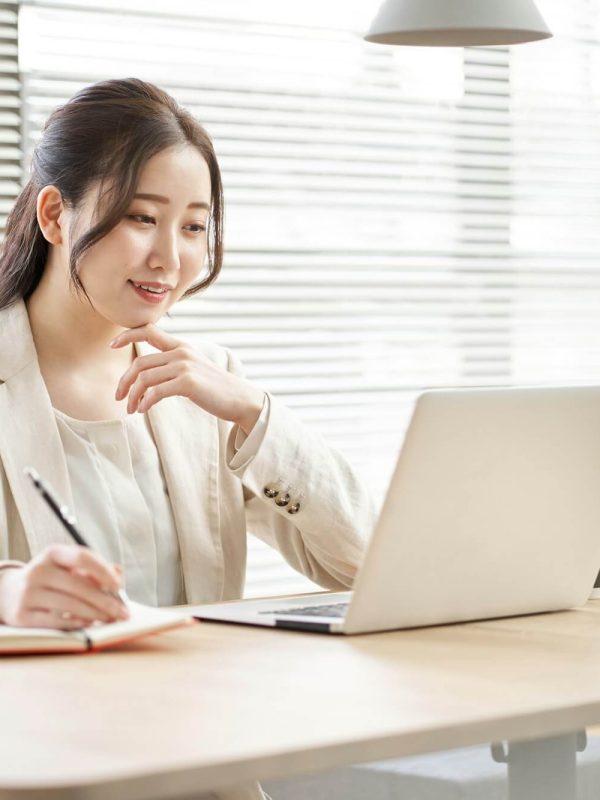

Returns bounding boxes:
[287,502,300,515]
[264,485,279,498]
[275,492,290,507]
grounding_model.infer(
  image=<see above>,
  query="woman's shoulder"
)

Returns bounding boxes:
[181,336,235,370]
[189,337,230,364]
[0,299,36,381]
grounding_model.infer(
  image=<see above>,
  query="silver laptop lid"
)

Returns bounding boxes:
[344,385,600,634]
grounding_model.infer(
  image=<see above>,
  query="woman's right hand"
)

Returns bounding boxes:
[0,545,129,629]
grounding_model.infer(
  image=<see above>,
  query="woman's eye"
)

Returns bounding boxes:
[126,215,206,233]
[128,214,154,225]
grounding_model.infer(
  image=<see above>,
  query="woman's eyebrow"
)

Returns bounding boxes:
[133,192,209,210]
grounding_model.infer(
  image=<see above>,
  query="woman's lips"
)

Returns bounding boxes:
[128,280,170,304]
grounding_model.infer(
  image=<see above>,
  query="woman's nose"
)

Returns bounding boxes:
[149,229,180,273]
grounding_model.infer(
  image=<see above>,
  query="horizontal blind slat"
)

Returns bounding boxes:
[17,0,600,597]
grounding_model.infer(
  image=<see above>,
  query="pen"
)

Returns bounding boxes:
[24,466,128,608]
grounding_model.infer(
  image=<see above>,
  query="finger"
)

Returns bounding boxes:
[26,587,117,624]
[115,351,171,401]
[137,376,188,414]
[110,324,180,353]
[46,545,121,592]
[24,609,95,631]
[42,568,127,619]
[127,364,180,413]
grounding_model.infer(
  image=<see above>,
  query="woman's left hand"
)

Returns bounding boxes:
[111,325,265,434]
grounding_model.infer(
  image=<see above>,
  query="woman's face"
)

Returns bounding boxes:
[68,144,212,330]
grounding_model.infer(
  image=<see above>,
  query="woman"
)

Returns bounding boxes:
[0,78,373,625]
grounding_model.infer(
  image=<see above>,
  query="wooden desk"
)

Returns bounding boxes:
[3,600,600,800]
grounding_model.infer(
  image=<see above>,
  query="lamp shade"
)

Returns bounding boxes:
[364,0,552,46]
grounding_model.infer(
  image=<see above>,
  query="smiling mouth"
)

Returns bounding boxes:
[128,280,172,303]
[130,281,172,294]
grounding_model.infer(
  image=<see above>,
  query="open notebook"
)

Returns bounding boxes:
[0,600,194,654]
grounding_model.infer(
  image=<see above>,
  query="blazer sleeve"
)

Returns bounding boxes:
[223,349,377,590]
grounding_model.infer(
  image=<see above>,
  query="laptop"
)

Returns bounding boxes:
[192,385,600,634]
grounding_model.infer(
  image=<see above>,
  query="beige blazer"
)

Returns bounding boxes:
[0,299,376,800]
[0,299,375,606]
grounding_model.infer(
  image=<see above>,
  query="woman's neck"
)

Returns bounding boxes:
[25,261,133,371]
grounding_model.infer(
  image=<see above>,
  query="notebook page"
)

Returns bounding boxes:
[85,600,193,648]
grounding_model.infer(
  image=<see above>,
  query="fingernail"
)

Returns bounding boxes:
[109,338,118,347]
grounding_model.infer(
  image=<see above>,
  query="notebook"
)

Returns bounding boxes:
[193,385,600,634]
[0,600,194,654]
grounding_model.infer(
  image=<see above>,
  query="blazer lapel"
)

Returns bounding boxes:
[137,342,225,604]
[0,301,74,554]
[0,302,224,602]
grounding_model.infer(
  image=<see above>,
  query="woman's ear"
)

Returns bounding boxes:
[36,185,66,245]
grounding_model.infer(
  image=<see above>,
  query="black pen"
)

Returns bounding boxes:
[24,466,128,607]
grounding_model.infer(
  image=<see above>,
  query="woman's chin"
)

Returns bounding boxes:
[89,292,175,331]
[106,308,165,331]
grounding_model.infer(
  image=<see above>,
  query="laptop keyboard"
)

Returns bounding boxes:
[260,601,349,618]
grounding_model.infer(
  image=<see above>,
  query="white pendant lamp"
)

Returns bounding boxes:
[364,0,552,47]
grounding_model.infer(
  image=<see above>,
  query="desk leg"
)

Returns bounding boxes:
[491,732,587,800]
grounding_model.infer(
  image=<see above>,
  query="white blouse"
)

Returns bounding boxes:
[53,397,269,607]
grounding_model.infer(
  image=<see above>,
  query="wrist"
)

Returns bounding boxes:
[236,388,265,435]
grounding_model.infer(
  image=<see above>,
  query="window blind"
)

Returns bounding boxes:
[0,0,19,231]
[15,0,600,597]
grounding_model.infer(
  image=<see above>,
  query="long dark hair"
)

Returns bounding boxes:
[0,78,224,310]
